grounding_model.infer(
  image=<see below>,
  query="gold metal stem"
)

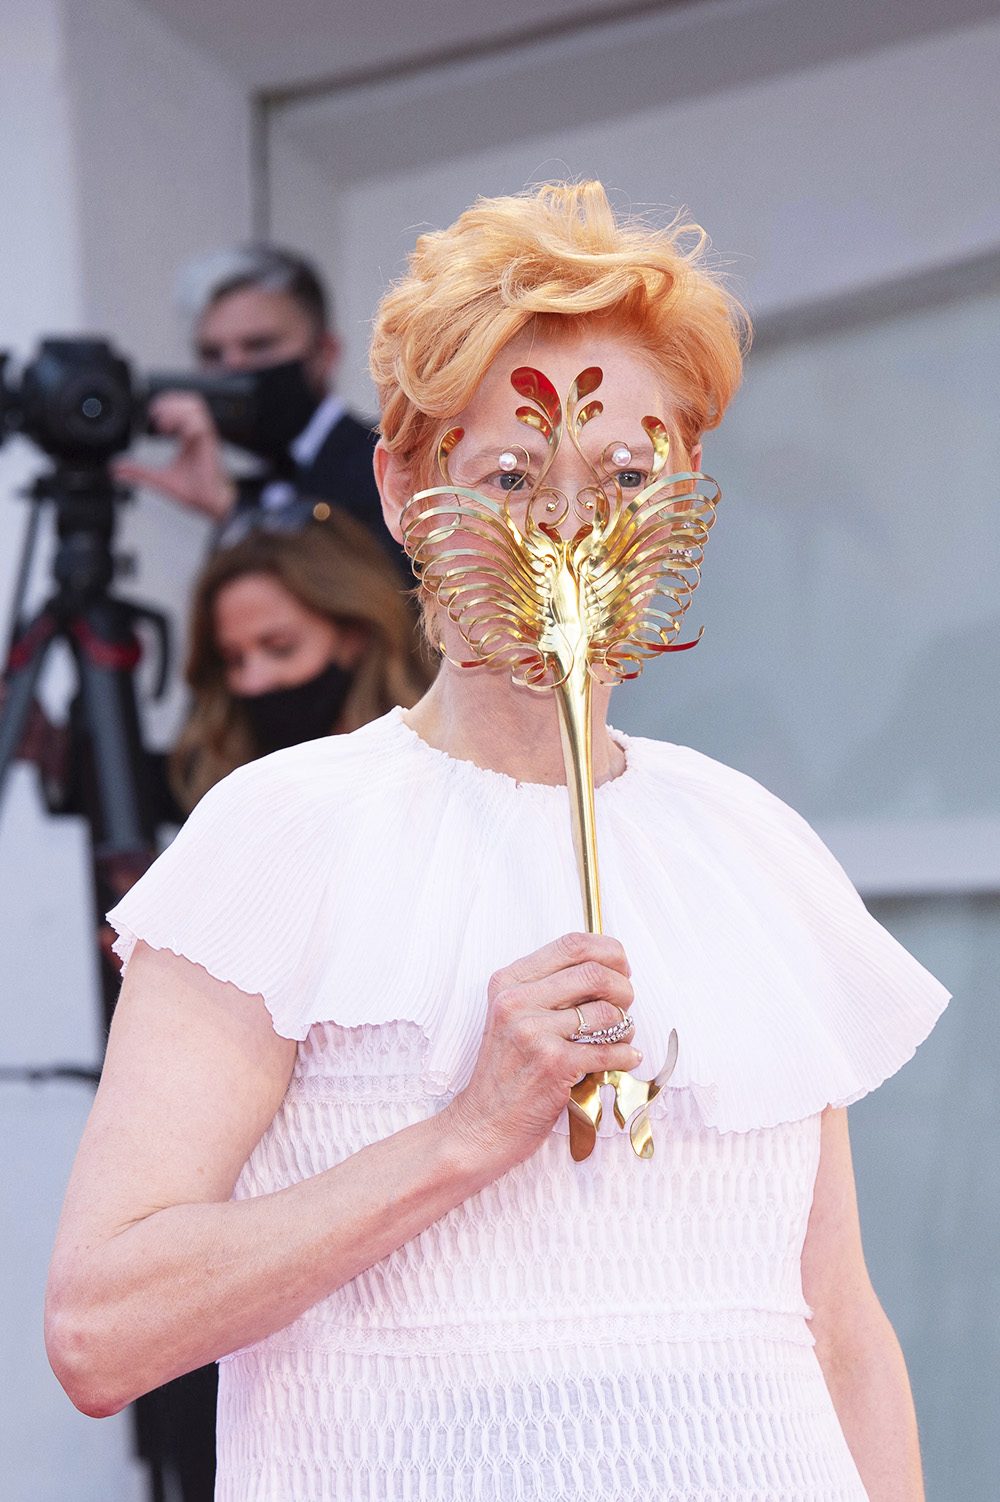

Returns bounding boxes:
[555,643,677,1163]
[554,655,602,936]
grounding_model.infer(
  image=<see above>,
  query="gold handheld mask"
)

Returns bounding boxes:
[400,366,720,1161]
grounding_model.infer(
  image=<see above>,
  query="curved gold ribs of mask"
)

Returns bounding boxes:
[400,366,719,1160]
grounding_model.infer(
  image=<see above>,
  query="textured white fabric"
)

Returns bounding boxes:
[107,709,948,1499]
[217,1029,860,1500]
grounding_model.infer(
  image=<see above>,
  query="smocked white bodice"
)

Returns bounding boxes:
[109,709,948,1500]
[218,1021,860,1500]
[233,1021,818,1356]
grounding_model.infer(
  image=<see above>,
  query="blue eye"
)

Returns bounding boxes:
[616,470,644,489]
[497,472,527,491]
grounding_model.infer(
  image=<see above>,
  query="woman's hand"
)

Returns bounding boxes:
[113,392,236,518]
[445,931,640,1174]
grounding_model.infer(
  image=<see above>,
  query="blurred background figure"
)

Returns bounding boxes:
[171,511,431,813]
[115,244,407,570]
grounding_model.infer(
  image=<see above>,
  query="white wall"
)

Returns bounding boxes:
[59,0,256,747]
[300,16,1000,413]
[0,3,253,1495]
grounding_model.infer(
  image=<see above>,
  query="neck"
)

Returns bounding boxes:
[403,660,625,787]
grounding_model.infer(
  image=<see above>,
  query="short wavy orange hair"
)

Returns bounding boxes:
[370,180,749,476]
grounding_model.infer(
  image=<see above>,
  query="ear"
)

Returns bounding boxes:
[689,440,703,473]
[373,441,408,544]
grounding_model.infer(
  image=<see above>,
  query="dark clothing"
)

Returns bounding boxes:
[297,412,384,538]
[228,412,410,578]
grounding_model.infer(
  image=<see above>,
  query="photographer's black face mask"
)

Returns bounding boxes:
[232,357,323,461]
[239,660,354,754]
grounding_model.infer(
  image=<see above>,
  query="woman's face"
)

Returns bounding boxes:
[378,329,700,539]
[213,572,366,697]
[377,329,702,670]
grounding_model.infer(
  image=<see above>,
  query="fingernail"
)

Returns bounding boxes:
[634,1050,643,1063]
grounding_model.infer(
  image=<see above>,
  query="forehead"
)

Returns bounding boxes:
[457,330,674,439]
[213,570,301,623]
[197,286,312,340]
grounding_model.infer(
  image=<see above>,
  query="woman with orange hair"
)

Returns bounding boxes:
[47,183,943,1501]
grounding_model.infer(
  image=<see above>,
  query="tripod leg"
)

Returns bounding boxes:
[0,614,57,798]
[73,612,155,855]
[71,603,158,1035]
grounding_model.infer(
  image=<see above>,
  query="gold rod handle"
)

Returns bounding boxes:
[554,659,602,936]
[554,657,611,1162]
[554,656,675,1162]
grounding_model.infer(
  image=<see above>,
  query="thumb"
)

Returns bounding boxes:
[112,459,179,494]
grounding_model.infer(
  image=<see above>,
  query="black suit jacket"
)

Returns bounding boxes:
[296,412,384,537]
[233,412,410,577]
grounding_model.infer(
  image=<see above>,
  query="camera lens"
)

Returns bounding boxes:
[19,340,135,461]
[58,371,128,451]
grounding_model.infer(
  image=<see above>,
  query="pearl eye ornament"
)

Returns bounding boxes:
[611,445,632,468]
[498,451,519,472]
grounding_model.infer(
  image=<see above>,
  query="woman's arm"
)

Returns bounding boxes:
[45,933,640,1417]
[802,1107,924,1502]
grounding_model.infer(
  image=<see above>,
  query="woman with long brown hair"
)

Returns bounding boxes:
[170,507,431,813]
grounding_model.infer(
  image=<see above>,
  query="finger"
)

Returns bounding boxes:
[112,461,175,491]
[559,999,635,1041]
[149,391,212,420]
[111,461,189,500]
[507,959,633,1016]
[571,1040,643,1074]
[148,394,217,438]
[489,932,630,1000]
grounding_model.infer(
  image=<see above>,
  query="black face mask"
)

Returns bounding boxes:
[216,357,322,461]
[239,661,354,754]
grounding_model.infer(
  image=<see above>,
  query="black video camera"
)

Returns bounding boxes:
[0,337,264,466]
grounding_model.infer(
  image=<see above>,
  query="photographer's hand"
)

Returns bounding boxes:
[114,392,236,520]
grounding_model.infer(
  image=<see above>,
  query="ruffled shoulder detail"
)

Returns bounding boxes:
[109,712,949,1135]
[108,714,429,1040]
[599,734,950,1133]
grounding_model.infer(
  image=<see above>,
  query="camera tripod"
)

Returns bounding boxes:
[0,463,167,1027]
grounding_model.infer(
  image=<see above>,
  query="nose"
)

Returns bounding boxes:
[230,655,284,697]
[219,347,258,373]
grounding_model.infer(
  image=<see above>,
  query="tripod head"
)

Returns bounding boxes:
[16,461,171,698]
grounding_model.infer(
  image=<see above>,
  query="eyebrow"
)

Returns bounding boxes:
[455,438,657,472]
[456,444,544,471]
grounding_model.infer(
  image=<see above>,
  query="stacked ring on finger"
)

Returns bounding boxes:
[570,1005,635,1045]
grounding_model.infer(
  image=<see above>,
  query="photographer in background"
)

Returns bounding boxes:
[115,244,403,567]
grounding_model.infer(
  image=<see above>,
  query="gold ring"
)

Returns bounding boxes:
[573,1005,589,1035]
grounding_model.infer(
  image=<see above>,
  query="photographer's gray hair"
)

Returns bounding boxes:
[175,245,330,333]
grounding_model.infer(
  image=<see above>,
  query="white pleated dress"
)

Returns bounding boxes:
[109,708,948,1502]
